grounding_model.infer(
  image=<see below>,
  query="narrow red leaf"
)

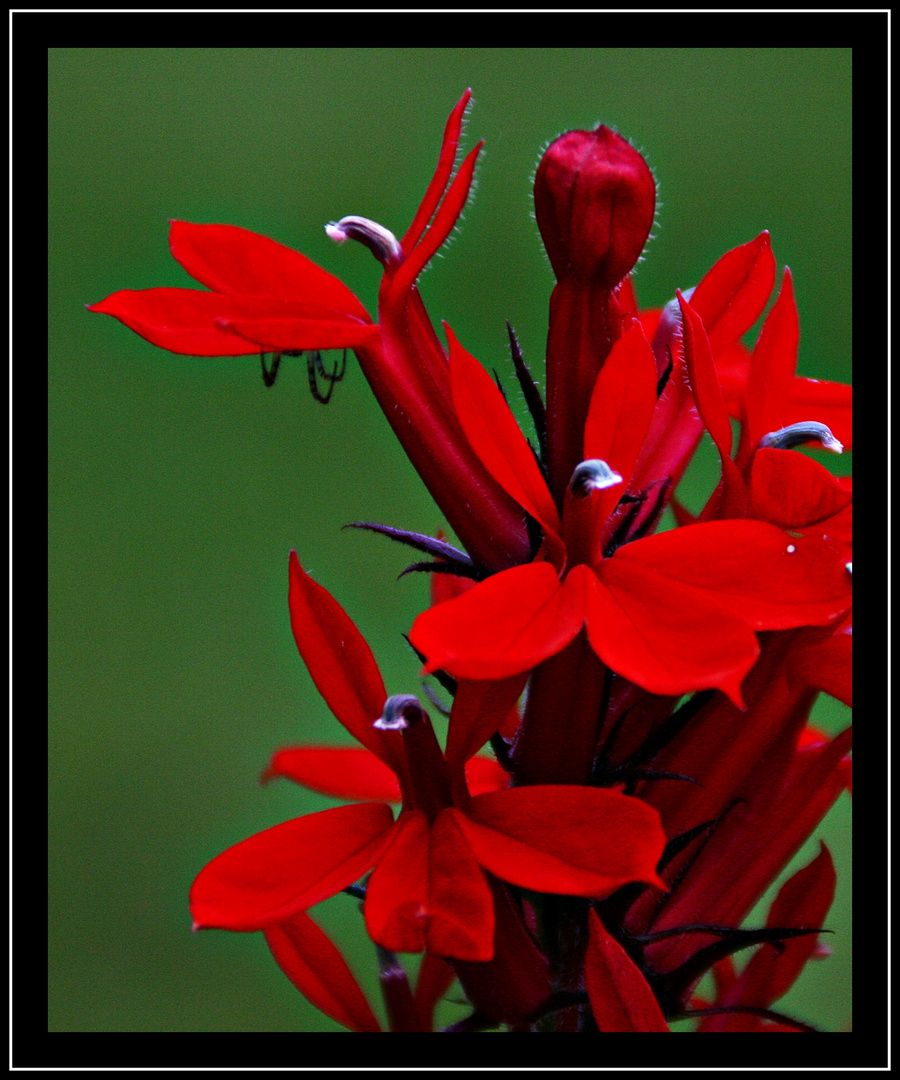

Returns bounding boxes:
[585,910,669,1031]
[700,845,836,1031]
[264,912,382,1032]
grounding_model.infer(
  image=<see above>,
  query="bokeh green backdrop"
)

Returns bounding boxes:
[49,47,851,1033]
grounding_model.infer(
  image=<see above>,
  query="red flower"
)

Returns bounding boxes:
[678,275,852,536]
[88,92,529,572]
[94,87,851,1031]
[190,553,667,967]
[409,324,852,705]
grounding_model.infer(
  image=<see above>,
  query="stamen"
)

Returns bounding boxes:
[374,694,424,731]
[326,215,404,267]
[758,420,843,454]
[568,458,624,499]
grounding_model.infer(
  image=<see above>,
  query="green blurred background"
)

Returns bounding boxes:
[49,48,851,1032]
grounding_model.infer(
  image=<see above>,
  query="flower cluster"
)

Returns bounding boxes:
[90,91,851,1032]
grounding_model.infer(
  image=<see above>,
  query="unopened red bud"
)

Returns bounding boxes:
[534,126,656,286]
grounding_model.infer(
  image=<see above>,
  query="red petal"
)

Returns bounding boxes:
[788,628,852,706]
[447,324,561,537]
[190,802,395,931]
[761,843,836,1003]
[701,845,836,1031]
[215,315,379,353]
[463,754,511,796]
[450,878,551,1024]
[612,520,852,630]
[390,143,483,302]
[788,377,852,450]
[744,268,800,449]
[87,288,311,356]
[410,562,583,681]
[401,90,471,253]
[585,910,669,1031]
[688,231,776,357]
[460,785,666,897]
[585,562,759,706]
[678,292,747,517]
[425,810,495,961]
[264,912,382,1031]
[168,220,369,320]
[288,553,402,774]
[364,812,431,955]
[582,321,658,523]
[445,675,527,769]
[364,811,495,962]
[263,746,402,803]
[748,448,853,530]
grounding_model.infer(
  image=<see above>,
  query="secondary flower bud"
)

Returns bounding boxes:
[534,125,656,286]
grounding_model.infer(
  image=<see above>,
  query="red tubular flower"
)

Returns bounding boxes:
[409,325,852,707]
[151,93,852,1031]
[89,93,529,572]
[678,273,852,538]
[190,554,667,984]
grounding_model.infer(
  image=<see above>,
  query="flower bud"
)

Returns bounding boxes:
[534,125,656,287]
